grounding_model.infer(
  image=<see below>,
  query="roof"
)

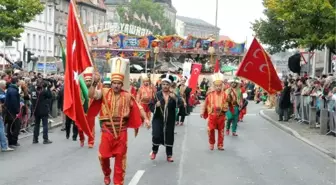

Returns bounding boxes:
[219,35,231,41]
[76,0,106,10]
[176,15,219,29]
[104,0,128,5]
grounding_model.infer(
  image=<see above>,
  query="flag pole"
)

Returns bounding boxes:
[70,0,95,67]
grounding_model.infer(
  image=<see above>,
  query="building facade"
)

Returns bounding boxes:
[0,2,56,72]
[175,15,220,38]
[153,0,176,27]
[54,0,106,72]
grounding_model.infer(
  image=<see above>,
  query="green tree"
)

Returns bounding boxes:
[251,0,336,54]
[0,0,44,42]
[116,0,175,35]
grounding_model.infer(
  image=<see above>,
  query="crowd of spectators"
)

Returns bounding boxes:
[277,73,336,126]
[0,69,64,152]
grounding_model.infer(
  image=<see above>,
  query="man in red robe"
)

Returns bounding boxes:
[76,67,96,148]
[200,73,229,150]
[136,73,155,125]
[239,81,247,122]
[88,57,150,185]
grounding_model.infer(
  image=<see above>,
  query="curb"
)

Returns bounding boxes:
[18,121,63,140]
[259,110,336,161]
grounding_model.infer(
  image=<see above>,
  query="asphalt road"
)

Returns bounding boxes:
[0,102,335,185]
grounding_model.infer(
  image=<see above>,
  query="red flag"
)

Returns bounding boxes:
[188,63,202,94]
[63,0,93,138]
[235,38,282,94]
[214,59,220,73]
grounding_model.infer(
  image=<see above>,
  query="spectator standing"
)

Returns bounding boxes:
[4,77,22,147]
[0,80,13,152]
[278,81,291,121]
[32,79,53,144]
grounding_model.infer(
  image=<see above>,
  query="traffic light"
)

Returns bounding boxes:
[27,51,34,63]
[23,45,27,62]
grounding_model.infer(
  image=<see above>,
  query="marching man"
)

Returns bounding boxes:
[226,77,243,136]
[136,73,155,124]
[200,73,229,150]
[149,74,182,162]
[88,57,150,185]
[78,67,95,148]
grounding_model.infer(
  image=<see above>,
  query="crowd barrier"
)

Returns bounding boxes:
[276,94,336,135]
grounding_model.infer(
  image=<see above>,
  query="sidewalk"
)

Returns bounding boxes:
[260,109,336,159]
[18,116,63,140]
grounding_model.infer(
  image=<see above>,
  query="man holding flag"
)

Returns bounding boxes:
[88,57,149,185]
[63,0,93,147]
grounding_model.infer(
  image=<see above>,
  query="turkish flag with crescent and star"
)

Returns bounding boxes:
[63,0,93,138]
[188,63,202,94]
[235,38,282,94]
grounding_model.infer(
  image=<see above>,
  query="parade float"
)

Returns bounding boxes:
[85,29,246,80]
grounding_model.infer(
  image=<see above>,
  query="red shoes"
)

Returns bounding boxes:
[218,146,225,151]
[167,157,174,162]
[104,176,111,185]
[150,152,174,162]
[209,144,214,150]
[226,130,238,136]
[150,152,156,160]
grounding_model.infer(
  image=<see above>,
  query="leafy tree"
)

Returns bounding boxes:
[116,0,175,35]
[0,0,44,42]
[251,0,335,54]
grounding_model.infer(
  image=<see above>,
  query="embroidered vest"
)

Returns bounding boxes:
[99,88,132,132]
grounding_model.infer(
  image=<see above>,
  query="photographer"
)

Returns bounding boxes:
[32,78,53,144]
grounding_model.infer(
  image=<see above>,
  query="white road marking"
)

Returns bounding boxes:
[246,113,257,116]
[128,170,145,185]
[177,117,189,185]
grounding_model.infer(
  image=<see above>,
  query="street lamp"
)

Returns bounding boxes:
[41,0,55,76]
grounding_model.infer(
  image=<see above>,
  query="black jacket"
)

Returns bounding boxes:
[5,84,20,115]
[32,87,52,117]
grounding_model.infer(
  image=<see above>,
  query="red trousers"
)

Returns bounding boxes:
[207,115,225,148]
[99,130,128,185]
[141,103,152,121]
[239,108,247,121]
[78,127,95,145]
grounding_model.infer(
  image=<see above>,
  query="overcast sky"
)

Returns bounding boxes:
[172,0,264,46]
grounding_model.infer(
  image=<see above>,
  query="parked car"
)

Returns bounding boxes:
[130,64,145,73]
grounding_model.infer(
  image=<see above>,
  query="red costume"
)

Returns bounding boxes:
[239,83,247,121]
[136,74,155,122]
[201,73,229,150]
[89,57,142,185]
[78,67,96,148]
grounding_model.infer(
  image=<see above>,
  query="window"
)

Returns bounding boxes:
[90,11,93,26]
[82,9,87,24]
[48,37,51,51]
[27,33,30,48]
[56,23,59,34]
[43,36,45,50]
[38,36,41,50]
[32,34,36,49]
[5,40,12,46]
[44,9,47,22]
[48,7,52,23]
[55,45,58,56]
